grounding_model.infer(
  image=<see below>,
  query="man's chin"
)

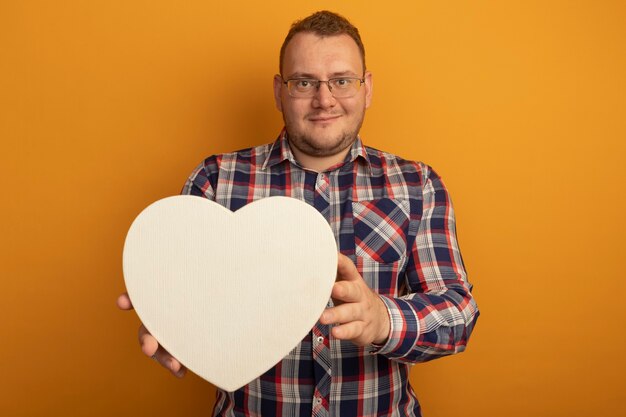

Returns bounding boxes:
[295,135,356,157]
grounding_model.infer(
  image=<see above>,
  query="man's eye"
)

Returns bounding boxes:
[334,78,352,88]
[296,80,313,88]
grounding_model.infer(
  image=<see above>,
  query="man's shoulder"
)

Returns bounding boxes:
[198,142,275,170]
[363,144,430,178]
[210,142,273,161]
[184,142,275,188]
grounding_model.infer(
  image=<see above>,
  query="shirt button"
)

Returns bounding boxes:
[315,397,322,405]
[316,336,324,344]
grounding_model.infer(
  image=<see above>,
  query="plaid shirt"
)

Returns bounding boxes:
[182,131,479,417]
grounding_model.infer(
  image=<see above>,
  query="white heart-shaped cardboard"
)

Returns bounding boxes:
[123,196,337,391]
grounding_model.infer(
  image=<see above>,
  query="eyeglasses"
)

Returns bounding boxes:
[282,77,365,98]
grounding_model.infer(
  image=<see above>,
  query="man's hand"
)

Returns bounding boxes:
[319,254,391,346]
[116,292,187,378]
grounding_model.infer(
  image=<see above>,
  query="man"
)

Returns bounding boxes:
[118,10,478,417]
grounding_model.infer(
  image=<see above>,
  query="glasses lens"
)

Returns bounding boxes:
[329,78,360,98]
[286,78,362,98]
[288,79,317,97]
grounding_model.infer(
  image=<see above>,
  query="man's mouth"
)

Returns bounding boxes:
[308,114,341,122]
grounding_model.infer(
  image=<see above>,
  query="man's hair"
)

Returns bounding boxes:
[279,10,366,75]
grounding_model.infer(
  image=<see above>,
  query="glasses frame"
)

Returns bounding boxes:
[282,76,366,98]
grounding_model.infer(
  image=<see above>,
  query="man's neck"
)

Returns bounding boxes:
[291,146,352,172]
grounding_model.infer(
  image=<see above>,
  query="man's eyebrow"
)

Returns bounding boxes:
[285,71,360,79]
[285,72,317,79]
[329,71,360,77]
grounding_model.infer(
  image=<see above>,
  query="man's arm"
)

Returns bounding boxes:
[321,166,479,363]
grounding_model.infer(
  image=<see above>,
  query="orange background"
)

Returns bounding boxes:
[1,1,625,416]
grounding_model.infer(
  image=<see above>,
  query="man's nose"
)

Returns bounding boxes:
[312,81,336,108]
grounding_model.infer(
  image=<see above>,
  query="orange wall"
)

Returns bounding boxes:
[1,1,625,416]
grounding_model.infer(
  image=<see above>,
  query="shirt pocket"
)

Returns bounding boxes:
[352,198,410,264]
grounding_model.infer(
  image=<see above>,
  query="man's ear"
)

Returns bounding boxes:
[273,75,283,112]
[364,71,373,109]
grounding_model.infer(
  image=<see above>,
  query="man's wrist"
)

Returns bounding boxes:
[372,295,391,345]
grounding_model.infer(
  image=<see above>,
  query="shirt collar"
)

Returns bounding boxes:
[262,128,372,173]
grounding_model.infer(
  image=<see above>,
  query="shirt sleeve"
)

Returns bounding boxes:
[180,156,219,200]
[374,164,479,363]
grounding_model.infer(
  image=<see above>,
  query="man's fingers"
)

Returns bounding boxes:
[152,346,184,374]
[331,280,361,303]
[333,255,363,304]
[336,253,360,282]
[332,321,364,341]
[138,325,159,357]
[126,297,187,378]
[116,292,133,310]
[167,357,187,378]
[321,301,361,325]
[138,324,187,378]
[150,346,187,377]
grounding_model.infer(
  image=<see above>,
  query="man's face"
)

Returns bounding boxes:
[273,33,373,159]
